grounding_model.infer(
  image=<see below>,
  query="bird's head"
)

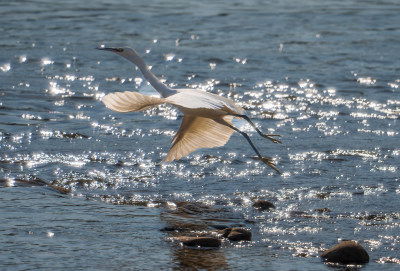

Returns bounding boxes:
[96,46,139,59]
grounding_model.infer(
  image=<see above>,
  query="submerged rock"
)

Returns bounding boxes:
[160,226,183,232]
[47,184,70,194]
[210,225,231,230]
[289,210,313,218]
[252,200,275,211]
[176,236,221,248]
[316,192,330,199]
[219,228,252,241]
[0,177,70,194]
[321,241,369,264]
[314,208,331,213]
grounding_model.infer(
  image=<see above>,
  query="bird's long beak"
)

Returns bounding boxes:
[95,46,123,52]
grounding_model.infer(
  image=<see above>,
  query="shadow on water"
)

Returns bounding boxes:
[101,195,245,270]
[173,247,229,271]
[161,202,239,270]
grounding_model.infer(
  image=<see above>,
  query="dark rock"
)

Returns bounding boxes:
[316,193,330,199]
[160,226,183,232]
[353,191,365,196]
[219,228,252,241]
[314,208,331,213]
[47,184,70,194]
[0,177,70,194]
[175,201,222,215]
[289,211,312,218]
[210,225,231,230]
[253,200,275,211]
[359,214,387,221]
[176,236,221,248]
[321,241,369,264]
[227,228,252,241]
[219,228,231,237]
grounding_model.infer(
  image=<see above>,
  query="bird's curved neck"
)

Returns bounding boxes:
[124,52,176,98]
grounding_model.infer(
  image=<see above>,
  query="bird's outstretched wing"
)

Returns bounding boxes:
[163,115,234,162]
[102,91,166,112]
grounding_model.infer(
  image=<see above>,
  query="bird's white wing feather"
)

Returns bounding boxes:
[102,91,167,112]
[167,90,245,115]
[168,91,224,110]
[163,115,234,162]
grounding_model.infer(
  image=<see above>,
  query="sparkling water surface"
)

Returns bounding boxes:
[1,0,400,270]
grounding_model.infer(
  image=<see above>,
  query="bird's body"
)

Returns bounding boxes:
[168,88,245,117]
[98,46,281,172]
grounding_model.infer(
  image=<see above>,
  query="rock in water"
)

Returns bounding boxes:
[176,236,221,248]
[321,241,369,264]
[219,228,252,241]
[252,200,275,211]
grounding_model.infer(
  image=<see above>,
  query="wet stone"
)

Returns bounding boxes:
[360,214,387,221]
[252,200,275,211]
[321,241,369,264]
[289,211,312,218]
[176,236,221,248]
[61,132,90,139]
[210,225,231,230]
[47,184,70,194]
[316,192,330,199]
[219,228,252,241]
[314,208,331,213]
[0,178,70,194]
[160,226,183,232]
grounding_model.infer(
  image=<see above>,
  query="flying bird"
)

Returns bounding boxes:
[97,46,281,173]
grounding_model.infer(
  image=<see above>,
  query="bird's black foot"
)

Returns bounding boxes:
[261,156,281,174]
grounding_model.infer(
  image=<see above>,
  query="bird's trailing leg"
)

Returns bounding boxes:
[232,114,281,144]
[217,119,280,174]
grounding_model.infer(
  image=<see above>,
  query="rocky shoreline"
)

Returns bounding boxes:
[0,178,376,268]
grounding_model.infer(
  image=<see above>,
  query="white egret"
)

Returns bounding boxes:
[97,46,281,173]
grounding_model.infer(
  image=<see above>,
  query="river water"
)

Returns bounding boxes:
[1,0,399,270]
